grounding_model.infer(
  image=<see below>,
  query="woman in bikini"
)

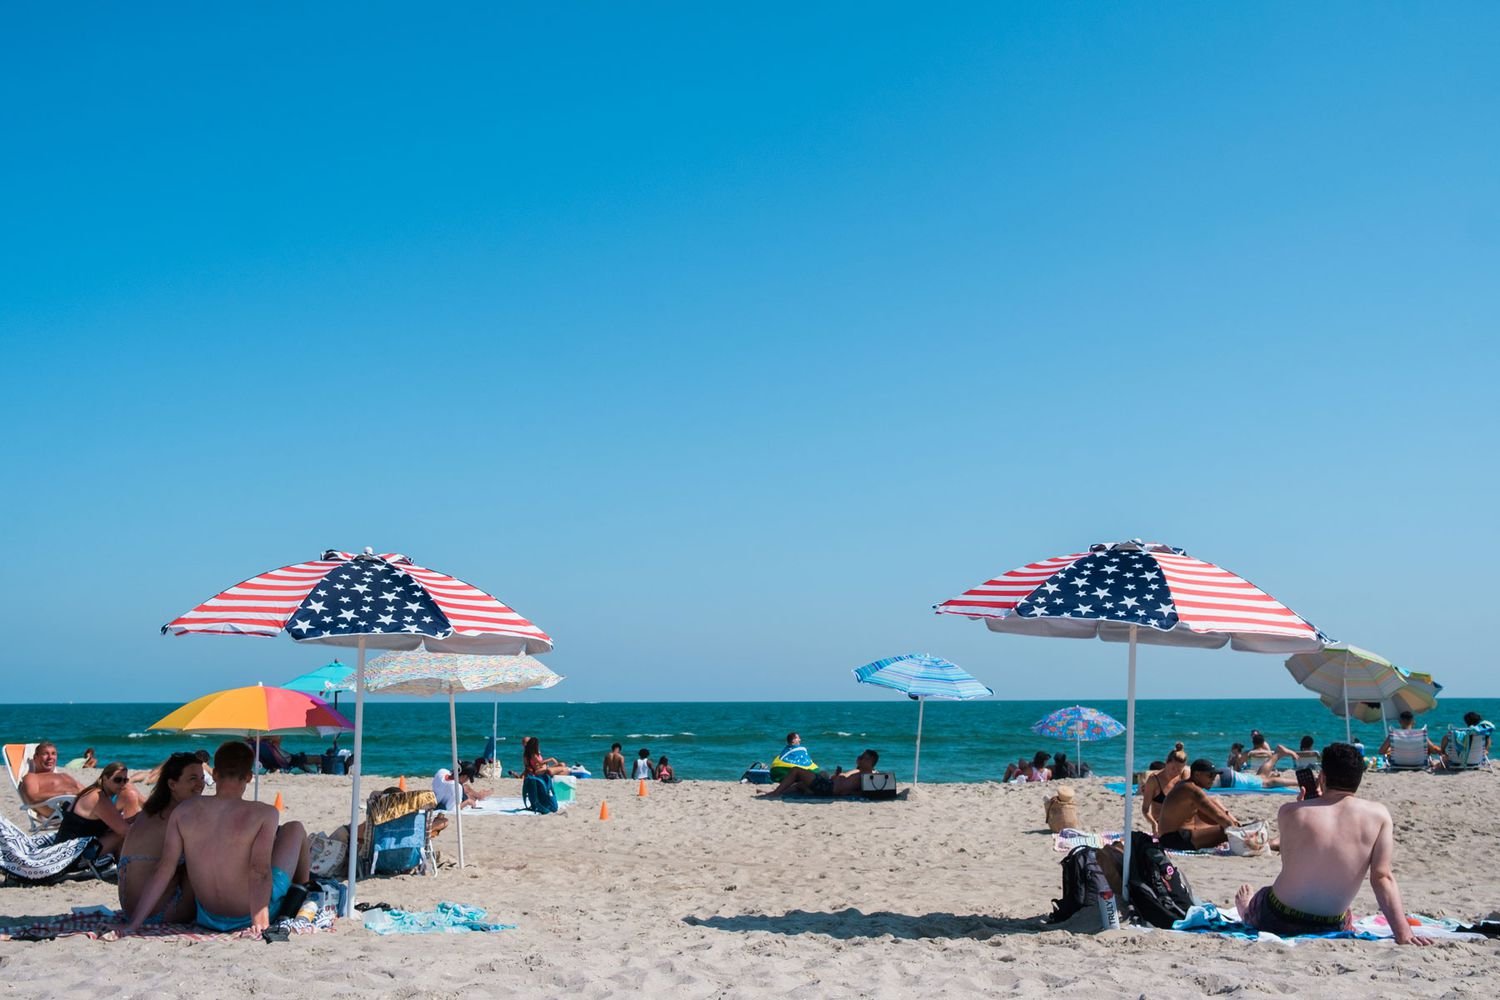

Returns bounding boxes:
[1141,744,1189,834]
[523,737,571,777]
[118,752,205,924]
[57,761,139,856]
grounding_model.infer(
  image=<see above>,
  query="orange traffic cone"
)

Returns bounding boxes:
[398,775,407,792]
[638,778,649,798]
[273,792,285,813]
[598,801,611,821]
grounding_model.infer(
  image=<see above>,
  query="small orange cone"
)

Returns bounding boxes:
[398,775,407,792]
[273,792,285,813]
[638,778,649,798]
[598,801,611,821]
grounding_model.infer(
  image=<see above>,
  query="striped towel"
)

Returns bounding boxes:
[1053,829,1123,851]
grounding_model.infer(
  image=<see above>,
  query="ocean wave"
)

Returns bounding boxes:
[625,733,676,740]
[125,732,171,739]
[588,734,613,740]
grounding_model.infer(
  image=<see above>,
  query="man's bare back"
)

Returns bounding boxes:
[1268,795,1387,918]
[166,794,281,926]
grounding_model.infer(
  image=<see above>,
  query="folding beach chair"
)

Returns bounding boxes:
[4,744,76,832]
[1441,727,1491,770]
[0,813,111,886]
[1386,728,1435,771]
[360,790,437,877]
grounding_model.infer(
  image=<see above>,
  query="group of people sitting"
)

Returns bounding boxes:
[601,743,676,781]
[1003,750,1090,783]
[19,740,317,934]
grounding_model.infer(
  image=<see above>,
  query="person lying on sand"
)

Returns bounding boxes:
[762,749,878,798]
[121,741,311,935]
[1233,742,1431,944]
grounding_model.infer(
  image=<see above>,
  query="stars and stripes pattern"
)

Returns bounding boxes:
[935,540,1323,651]
[162,550,552,653]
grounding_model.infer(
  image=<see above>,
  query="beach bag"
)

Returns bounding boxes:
[1125,832,1195,929]
[308,832,348,878]
[1047,846,1115,928]
[1225,819,1269,857]
[522,773,558,814]
[860,772,897,800]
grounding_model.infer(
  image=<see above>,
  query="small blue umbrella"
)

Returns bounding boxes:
[852,653,993,784]
[282,660,356,744]
[1031,705,1125,767]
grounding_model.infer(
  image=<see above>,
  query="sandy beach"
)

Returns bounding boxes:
[2,768,1497,999]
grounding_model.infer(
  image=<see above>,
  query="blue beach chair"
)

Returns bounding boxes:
[522,773,558,814]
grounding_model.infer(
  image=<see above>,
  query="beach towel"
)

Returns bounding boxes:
[1169,904,1484,945]
[440,795,568,816]
[0,814,98,884]
[1053,829,1123,851]
[1103,782,1296,797]
[362,901,514,935]
[0,905,336,942]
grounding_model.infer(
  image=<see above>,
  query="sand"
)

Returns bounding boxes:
[3,769,1498,998]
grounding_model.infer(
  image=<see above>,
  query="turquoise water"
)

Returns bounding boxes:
[7,699,1496,783]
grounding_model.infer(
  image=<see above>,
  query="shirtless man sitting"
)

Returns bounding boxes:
[763,749,879,798]
[19,742,83,821]
[1156,760,1248,850]
[603,743,626,779]
[122,741,311,935]
[1233,742,1430,943]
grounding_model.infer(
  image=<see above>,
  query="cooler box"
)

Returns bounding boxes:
[553,776,577,804]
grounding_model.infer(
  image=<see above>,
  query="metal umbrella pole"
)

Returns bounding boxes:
[343,636,367,916]
[1120,624,1139,910]
[449,683,465,868]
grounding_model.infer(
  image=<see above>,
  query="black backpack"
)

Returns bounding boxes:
[1124,831,1196,928]
[1048,846,1102,923]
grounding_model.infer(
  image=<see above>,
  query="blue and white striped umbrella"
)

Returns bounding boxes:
[852,653,993,784]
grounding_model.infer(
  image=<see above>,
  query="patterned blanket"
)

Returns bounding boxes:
[0,815,94,884]
[0,905,337,942]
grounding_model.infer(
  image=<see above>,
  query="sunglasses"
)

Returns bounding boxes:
[110,775,130,785]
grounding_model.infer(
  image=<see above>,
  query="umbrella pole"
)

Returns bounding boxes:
[1121,624,1139,913]
[450,685,465,869]
[344,636,367,917]
[1343,671,1352,746]
[1076,735,1082,769]
[913,697,924,786]
[332,690,341,749]
[254,733,261,801]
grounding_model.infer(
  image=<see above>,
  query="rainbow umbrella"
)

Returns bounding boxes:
[1031,705,1125,768]
[150,684,352,799]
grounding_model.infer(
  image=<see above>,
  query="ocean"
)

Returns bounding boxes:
[7,698,1496,783]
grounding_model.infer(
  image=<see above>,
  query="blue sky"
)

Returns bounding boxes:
[2,5,1496,704]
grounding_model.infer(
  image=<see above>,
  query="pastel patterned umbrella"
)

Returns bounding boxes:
[149,684,353,799]
[161,547,551,913]
[1031,705,1125,767]
[936,539,1325,913]
[1285,643,1440,743]
[363,652,562,867]
[852,653,992,785]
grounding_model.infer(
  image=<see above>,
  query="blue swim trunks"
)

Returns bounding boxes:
[195,866,292,932]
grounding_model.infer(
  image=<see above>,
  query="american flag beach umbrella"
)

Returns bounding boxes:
[162,548,552,913]
[936,539,1325,913]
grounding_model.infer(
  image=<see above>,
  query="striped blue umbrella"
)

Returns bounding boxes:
[1031,705,1125,767]
[852,653,993,784]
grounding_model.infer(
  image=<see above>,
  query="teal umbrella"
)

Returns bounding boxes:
[282,660,356,745]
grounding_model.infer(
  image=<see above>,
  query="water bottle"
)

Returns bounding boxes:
[1095,889,1121,930]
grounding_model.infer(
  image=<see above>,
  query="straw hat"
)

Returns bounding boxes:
[1052,785,1075,801]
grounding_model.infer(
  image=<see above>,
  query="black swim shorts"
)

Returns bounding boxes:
[1157,829,1196,851]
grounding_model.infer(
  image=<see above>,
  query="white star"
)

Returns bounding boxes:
[339,595,352,603]
[402,623,422,633]
[404,602,423,613]
[1102,564,1119,575]
[1104,602,1115,609]
[1142,571,1159,581]
[315,589,328,596]
[1120,596,1139,609]
[1157,604,1173,616]
[1125,584,1136,590]
[338,609,358,621]
[321,616,334,623]
[1052,597,1064,605]
[1030,606,1047,616]
[1075,604,1093,615]
[1092,588,1111,599]
[333,583,345,590]
[377,614,395,626]
[306,600,326,613]
[1042,582,1060,594]
[421,616,433,623]
[381,591,400,602]
[292,619,313,632]
[353,583,370,594]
